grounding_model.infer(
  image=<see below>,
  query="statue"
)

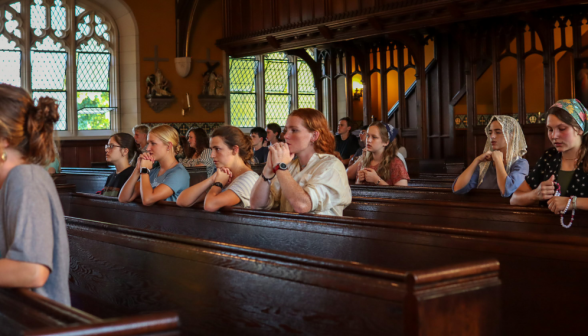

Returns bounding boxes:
[146,69,172,97]
[215,75,224,96]
[208,72,217,96]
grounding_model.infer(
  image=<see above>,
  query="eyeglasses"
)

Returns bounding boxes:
[105,144,122,150]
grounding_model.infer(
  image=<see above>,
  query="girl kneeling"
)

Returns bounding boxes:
[454,115,528,197]
[177,126,259,211]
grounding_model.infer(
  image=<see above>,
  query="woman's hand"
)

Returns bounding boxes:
[357,169,366,182]
[270,143,294,166]
[363,168,381,184]
[535,175,556,201]
[263,147,275,177]
[547,196,570,215]
[475,151,492,164]
[140,153,154,170]
[491,151,504,164]
[215,167,232,186]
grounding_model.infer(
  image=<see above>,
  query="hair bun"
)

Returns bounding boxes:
[32,97,60,124]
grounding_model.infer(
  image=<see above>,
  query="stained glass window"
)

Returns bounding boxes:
[0,2,22,87]
[264,52,291,126]
[229,56,258,127]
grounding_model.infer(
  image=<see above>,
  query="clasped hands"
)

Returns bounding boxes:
[357,168,380,184]
[212,167,233,186]
[263,142,294,177]
[137,153,155,170]
[475,150,503,164]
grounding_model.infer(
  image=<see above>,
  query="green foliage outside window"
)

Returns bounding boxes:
[77,91,111,130]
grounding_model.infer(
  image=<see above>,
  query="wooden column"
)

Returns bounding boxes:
[346,51,354,118]
[362,46,372,125]
[330,49,338,131]
[465,36,477,164]
[379,44,388,123]
[415,42,428,159]
[397,44,407,130]
[517,27,526,124]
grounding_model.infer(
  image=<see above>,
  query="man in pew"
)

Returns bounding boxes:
[335,117,360,166]
[0,84,70,305]
[132,124,150,153]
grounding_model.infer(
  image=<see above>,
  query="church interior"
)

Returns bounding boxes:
[3,0,588,335]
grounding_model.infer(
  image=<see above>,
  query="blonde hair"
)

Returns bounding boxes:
[149,125,182,154]
[132,124,150,134]
[362,122,399,182]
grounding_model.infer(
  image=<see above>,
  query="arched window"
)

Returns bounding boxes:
[0,0,118,136]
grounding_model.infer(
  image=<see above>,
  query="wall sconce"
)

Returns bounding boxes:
[352,82,363,100]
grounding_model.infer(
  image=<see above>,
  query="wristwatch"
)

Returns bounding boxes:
[273,162,288,174]
[213,182,224,189]
[140,167,150,175]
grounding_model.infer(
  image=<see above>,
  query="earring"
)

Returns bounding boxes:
[1,152,6,162]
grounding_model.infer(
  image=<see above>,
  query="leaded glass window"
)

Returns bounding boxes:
[0,0,117,134]
[76,9,113,130]
[264,52,292,125]
[229,50,317,128]
[0,2,22,87]
[298,49,316,109]
[229,56,258,127]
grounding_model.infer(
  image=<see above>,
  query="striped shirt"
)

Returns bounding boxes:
[223,170,259,208]
[181,148,215,176]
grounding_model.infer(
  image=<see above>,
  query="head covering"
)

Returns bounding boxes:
[478,115,527,187]
[384,123,398,142]
[550,99,588,131]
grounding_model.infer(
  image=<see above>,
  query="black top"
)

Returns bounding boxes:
[335,134,360,160]
[254,146,270,164]
[526,147,588,199]
[100,166,134,197]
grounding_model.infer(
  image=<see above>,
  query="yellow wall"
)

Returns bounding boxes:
[124,0,225,123]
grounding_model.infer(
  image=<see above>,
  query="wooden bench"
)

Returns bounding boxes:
[65,215,500,335]
[60,193,588,335]
[0,287,180,336]
[350,185,507,203]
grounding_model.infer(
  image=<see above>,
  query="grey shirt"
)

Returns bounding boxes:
[452,158,529,197]
[0,165,70,305]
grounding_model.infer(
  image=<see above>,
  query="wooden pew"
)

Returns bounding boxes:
[350,185,508,203]
[60,193,588,335]
[0,287,180,336]
[65,215,500,335]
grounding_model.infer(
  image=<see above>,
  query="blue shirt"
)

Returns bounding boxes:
[148,163,190,202]
[452,158,529,197]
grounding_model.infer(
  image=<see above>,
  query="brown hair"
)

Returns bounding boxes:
[289,108,335,154]
[186,127,209,158]
[546,106,588,172]
[149,125,182,155]
[211,126,253,167]
[110,132,139,165]
[0,84,59,165]
[362,122,399,182]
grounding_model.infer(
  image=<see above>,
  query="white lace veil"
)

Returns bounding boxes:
[478,115,527,187]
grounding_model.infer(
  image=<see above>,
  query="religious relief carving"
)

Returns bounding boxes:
[197,52,226,113]
[144,46,176,113]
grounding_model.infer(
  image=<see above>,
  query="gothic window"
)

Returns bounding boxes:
[0,0,117,135]
[229,50,317,128]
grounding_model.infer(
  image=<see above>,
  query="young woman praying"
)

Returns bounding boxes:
[99,133,138,197]
[249,108,352,216]
[0,84,70,305]
[511,99,588,216]
[453,115,528,197]
[346,122,409,186]
[119,125,190,205]
[176,126,258,211]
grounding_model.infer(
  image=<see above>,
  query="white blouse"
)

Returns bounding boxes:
[264,153,351,216]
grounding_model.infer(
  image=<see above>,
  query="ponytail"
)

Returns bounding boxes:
[0,84,59,165]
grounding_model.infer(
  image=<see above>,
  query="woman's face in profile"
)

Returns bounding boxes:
[105,138,124,163]
[146,134,168,160]
[283,116,313,154]
[187,131,197,149]
[210,136,235,168]
[488,121,506,151]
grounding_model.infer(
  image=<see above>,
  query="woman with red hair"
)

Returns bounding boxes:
[250,109,351,216]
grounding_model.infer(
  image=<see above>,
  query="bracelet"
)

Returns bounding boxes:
[376,178,381,185]
[262,173,276,183]
[561,196,575,229]
[573,196,577,210]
